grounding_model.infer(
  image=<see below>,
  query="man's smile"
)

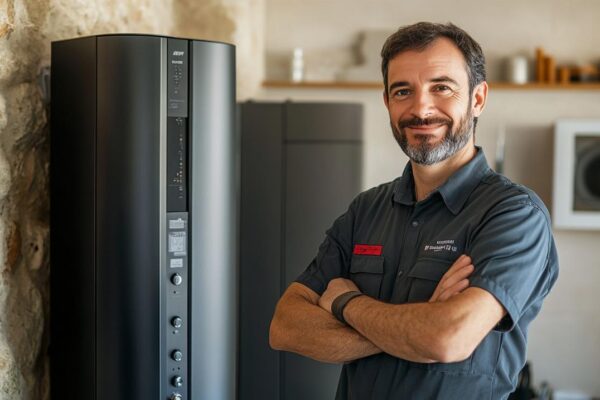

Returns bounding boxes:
[406,123,445,132]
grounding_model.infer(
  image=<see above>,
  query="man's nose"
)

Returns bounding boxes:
[408,89,436,119]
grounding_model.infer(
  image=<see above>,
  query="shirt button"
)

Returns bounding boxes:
[397,270,403,277]
[411,220,419,227]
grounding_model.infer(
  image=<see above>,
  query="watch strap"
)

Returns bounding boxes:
[331,291,363,324]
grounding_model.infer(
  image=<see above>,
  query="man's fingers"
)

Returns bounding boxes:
[429,255,474,303]
[439,264,474,291]
[436,255,471,282]
[437,278,470,302]
[446,255,472,274]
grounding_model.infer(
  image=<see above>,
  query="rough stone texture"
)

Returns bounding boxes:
[172,0,265,99]
[0,2,173,395]
[0,1,263,399]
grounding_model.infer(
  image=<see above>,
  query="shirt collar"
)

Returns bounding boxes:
[392,146,492,214]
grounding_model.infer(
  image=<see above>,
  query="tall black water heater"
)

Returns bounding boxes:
[50,35,236,400]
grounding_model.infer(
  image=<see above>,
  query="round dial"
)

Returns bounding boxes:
[172,375,183,388]
[172,350,183,362]
[171,316,183,328]
[171,273,183,286]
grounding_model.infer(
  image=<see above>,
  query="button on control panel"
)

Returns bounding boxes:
[172,375,184,388]
[171,316,183,329]
[172,350,183,362]
[171,273,183,286]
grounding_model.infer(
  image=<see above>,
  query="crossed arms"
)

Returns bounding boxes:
[269,255,506,364]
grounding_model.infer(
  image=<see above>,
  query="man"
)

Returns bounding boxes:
[269,22,558,400]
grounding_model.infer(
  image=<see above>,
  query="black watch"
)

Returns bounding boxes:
[331,291,363,324]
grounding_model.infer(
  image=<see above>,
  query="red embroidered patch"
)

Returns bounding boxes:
[353,244,383,256]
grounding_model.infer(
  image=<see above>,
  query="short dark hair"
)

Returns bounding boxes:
[381,22,486,94]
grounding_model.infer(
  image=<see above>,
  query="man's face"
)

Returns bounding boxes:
[384,37,485,165]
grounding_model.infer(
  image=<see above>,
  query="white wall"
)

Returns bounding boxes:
[260,0,600,396]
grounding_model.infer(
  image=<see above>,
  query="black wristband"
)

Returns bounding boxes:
[331,291,363,324]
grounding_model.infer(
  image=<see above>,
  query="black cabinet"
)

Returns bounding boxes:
[239,102,363,400]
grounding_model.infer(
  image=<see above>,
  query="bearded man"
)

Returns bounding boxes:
[269,22,558,400]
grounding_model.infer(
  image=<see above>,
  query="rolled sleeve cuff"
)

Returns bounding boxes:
[295,273,326,296]
[469,276,520,332]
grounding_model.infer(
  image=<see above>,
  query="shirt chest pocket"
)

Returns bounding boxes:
[349,255,384,298]
[406,258,451,303]
[407,257,475,375]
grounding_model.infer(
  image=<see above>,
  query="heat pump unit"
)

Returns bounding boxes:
[51,34,237,400]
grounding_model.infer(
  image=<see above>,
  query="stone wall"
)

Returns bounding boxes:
[0,1,263,399]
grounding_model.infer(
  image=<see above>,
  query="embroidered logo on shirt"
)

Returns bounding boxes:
[353,244,383,256]
[423,240,458,253]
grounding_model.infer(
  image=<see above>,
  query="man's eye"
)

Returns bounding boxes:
[394,89,411,97]
[434,85,451,92]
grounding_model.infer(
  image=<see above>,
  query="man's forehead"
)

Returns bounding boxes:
[387,37,468,83]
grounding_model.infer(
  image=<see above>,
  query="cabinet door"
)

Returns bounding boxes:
[284,142,362,400]
[239,103,284,400]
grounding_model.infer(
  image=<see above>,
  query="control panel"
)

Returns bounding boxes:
[167,39,188,118]
[167,38,188,212]
[167,117,187,211]
[165,212,189,400]
[164,38,189,400]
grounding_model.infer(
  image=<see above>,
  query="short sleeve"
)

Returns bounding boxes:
[295,200,357,295]
[468,199,559,332]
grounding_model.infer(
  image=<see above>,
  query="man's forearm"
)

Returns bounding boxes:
[342,288,503,363]
[270,284,382,363]
[342,296,440,362]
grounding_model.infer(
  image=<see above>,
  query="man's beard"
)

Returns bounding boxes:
[391,107,474,166]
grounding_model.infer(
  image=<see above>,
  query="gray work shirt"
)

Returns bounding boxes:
[295,147,559,400]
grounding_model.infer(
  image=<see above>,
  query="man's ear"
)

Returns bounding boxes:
[471,81,488,117]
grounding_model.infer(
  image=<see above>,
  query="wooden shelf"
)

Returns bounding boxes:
[490,82,600,90]
[263,80,600,91]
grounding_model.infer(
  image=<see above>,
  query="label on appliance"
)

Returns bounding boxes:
[167,39,188,118]
[169,218,185,230]
[169,231,187,255]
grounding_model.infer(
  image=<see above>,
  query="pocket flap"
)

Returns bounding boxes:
[350,255,384,274]
[407,258,451,281]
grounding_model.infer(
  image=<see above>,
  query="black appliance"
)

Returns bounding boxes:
[238,101,363,400]
[50,34,236,400]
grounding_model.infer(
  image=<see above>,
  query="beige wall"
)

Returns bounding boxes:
[261,0,600,396]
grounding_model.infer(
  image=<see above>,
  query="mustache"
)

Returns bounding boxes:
[398,117,452,129]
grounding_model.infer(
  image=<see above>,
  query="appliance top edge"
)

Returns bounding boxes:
[51,33,235,48]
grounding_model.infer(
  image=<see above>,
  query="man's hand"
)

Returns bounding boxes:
[429,254,474,303]
[318,278,360,313]
[270,282,383,363]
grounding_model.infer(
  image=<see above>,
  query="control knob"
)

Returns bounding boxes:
[172,350,183,362]
[170,394,182,400]
[172,375,183,388]
[171,273,183,286]
[171,316,183,329]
